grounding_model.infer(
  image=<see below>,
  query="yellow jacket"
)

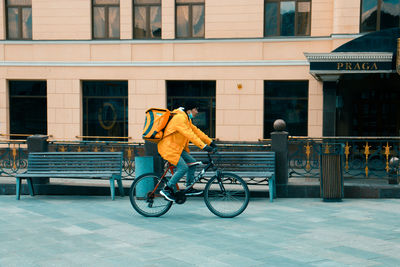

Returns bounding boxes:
[157,108,212,166]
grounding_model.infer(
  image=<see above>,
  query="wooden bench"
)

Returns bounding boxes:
[15,152,124,200]
[191,151,276,202]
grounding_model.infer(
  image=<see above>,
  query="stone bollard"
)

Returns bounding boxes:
[271,119,289,196]
[27,134,49,184]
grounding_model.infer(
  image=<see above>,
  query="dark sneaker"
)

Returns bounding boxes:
[185,188,203,196]
[160,187,175,201]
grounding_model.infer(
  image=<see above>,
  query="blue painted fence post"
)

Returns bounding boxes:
[135,156,154,198]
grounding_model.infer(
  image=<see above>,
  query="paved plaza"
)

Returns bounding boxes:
[1,196,400,266]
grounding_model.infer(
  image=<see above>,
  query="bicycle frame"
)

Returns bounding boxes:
[150,153,218,196]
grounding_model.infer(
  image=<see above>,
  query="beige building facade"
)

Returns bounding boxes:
[1,0,395,142]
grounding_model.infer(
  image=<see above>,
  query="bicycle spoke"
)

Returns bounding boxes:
[204,172,250,218]
[129,173,172,217]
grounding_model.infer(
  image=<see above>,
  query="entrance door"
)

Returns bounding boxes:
[336,73,400,136]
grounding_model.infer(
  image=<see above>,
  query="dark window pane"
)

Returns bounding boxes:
[82,81,128,140]
[9,81,47,138]
[280,1,295,36]
[177,0,204,2]
[134,6,147,38]
[135,0,160,4]
[8,0,31,5]
[192,5,204,37]
[93,7,106,38]
[265,2,278,36]
[264,81,308,138]
[7,8,19,39]
[177,5,189,37]
[167,81,216,137]
[82,81,127,96]
[22,7,32,39]
[381,0,400,29]
[361,0,378,32]
[150,6,162,38]
[296,1,310,35]
[109,6,120,38]
[94,0,119,4]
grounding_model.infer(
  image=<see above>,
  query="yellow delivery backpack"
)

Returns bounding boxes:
[142,108,174,143]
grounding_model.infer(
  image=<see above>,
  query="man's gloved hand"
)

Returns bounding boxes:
[210,141,217,148]
[203,145,214,153]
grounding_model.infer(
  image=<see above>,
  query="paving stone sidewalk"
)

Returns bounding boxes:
[1,196,400,267]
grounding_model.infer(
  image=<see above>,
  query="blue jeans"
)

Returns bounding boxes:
[167,150,196,188]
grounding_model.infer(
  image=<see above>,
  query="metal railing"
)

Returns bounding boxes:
[3,136,397,181]
[0,140,28,177]
[288,137,400,179]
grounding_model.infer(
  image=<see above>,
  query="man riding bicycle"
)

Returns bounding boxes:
[158,101,217,201]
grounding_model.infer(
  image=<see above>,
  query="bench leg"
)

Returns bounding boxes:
[109,178,116,200]
[27,178,34,196]
[16,178,21,200]
[269,176,275,203]
[116,177,124,197]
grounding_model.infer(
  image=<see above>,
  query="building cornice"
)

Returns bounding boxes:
[304,52,393,62]
[0,60,309,67]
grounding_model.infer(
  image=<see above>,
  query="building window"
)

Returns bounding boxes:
[92,0,120,39]
[264,81,308,138]
[133,0,161,39]
[167,81,215,137]
[264,0,311,37]
[360,0,400,32]
[82,81,128,141]
[9,81,47,139]
[176,0,205,38]
[6,0,32,40]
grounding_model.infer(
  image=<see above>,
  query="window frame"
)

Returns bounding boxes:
[82,80,128,141]
[5,0,32,40]
[92,0,121,40]
[166,80,216,137]
[175,0,205,39]
[132,0,162,39]
[264,80,309,138]
[359,0,400,32]
[264,0,311,37]
[9,80,47,139]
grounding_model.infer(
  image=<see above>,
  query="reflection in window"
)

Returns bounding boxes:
[361,0,400,32]
[133,0,161,39]
[6,0,32,40]
[82,81,128,141]
[264,81,308,137]
[264,0,310,37]
[93,0,120,39]
[176,0,205,38]
[9,81,47,139]
[167,81,215,137]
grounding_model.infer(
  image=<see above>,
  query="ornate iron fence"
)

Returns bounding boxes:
[0,140,28,177]
[289,137,400,179]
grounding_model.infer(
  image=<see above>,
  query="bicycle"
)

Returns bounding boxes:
[129,152,250,218]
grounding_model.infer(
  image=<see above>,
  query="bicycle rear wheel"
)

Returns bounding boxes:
[129,173,172,217]
[204,172,250,218]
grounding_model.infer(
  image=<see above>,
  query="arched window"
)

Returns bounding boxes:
[361,0,400,32]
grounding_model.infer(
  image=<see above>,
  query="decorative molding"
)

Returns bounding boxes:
[0,60,309,67]
[304,52,393,62]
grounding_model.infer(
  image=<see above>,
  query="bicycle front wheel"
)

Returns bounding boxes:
[129,173,172,217]
[204,172,250,218]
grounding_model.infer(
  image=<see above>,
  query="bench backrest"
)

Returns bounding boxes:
[27,152,123,174]
[191,151,275,173]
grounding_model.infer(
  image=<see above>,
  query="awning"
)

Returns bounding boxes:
[305,28,400,81]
